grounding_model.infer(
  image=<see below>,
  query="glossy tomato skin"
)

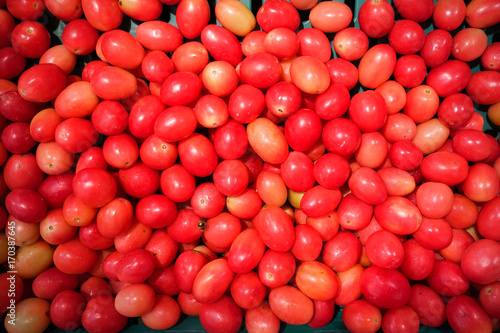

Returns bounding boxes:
[201,24,243,67]
[175,0,210,40]
[178,133,218,178]
[269,285,314,326]
[136,21,183,53]
[446,295,493,333]
[309,1,352,33]
[342,299,382,333]
[81,0,123,32]
[348,90,388,132]
[284,109,322,151]
[374,196,422,235]
[17,63,66,103]
[461,239,500,285]
[426,60,472,98]
[228,228,266,274]
[358,0,394,39]
[361,265,411,309]
[322,118,361,157]
[358,44,397,89]
[199,295,242,333]
[348,167,388,206]
[388,20,425,55]
[160,72,203,106]
[247,117,289,165]
[256,0,301,32]
[466,0,500,28]
[11,20,51,59]
[420,29,453,68]
[477,196,500,240]
[192,258,234,304]
[466,71,500,105]
[253,206,295,252]
[240,53,282,89]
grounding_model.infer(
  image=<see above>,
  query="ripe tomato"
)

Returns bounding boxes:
[309,1,352,33]
[446,295,493,333]
[342,299,382,333]
[256,0,300,32]
[192,258,234,304]
[358,0,394,38]
[361,265,411,309]
[269,285,314,325]
[295,261,338,301]
[215,0,256,37]
[176,0,210,40]
[358,44,397,89]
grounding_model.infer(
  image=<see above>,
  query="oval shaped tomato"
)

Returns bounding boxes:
[201,24,243,67]
[446,295,493,333]
[136,21,183,53]
[240,52,282,89]
[160,71,202,106]
[300,186,341,218]
[269,285,314,325]
[256,0,301,32]
[361,266,411,309]
[349,90,388,132]
[176,0,210,39]
[17,63,66,103]
[215,0,256,37]
[247,117,289,165]
[253,206,295,252]
[228,228,266,274]
[374,196,422,235]
[465,0,500,28]
[81,0,123,31]
[477,196,500,241]
[348,167,388,206]
[465,71,500,105]
[290,56,330,94]
[100,29,145,70]
[358,0,394,39]
[420,151,468,186]
[90,66,137,100]
[309,1,352,33]
[295,261,338,301]
[461,239,500,285]
[358,44,397,89]
[192,258,234,304]
[394,0,434,22]
[452,28,488,62]
[426,60,471,98]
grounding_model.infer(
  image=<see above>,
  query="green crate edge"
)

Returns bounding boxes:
[45,0,499,332]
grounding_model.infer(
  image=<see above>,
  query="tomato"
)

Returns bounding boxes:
[374,196,422,235]
[466,70,500,105]
[173,248,207,293]
[419,29,453,68]
[452,28,488,62]
[291,224,323,261]
[44,0,82,21]
[176,0,210,39]
[240,52,281,89]
[2,122,36,155]
[482,42,500,71]
[394,0,434,22]
[477,196,500,241]
[72,168,117,208]
[349,90,387,132]
[479,282,500,318]
[92,101,128,136]
[61,19,99,57]
[170,41,209,74]
[201,25,243,66]
[358,0,394,39]
[411,118,451,155]
[280,151,314,192]
[403,85,440,124]
[0,47,26,80]
[358,44,397,89]
[17,63,66,103]
[118,0,163,21]
[290,56,330,94]
[82,295,127,333]
[166,208,203,244]
[178,132,218,178]
[388,20,425,55]
[160,164,196,203]
[213,159,249,197]
[297,28,332,63]
[100,29,145,70]
[154,105,197,143]
[192,258,234,304]
[269,285,314,325]
[215,0,255,37]
[136,21,183,53]
[407,284,446,327]
[4,297,51,333]
[365,229,404,270]
[465,0,500,28]
[342,299,382,333]
[160,71,202,106]
[446,295,493,333]
[228,228,266,274]
[433,0,466,31]
[81,0,123,31]
[322,231,362,272]
[247,117,289,165]
[313,153,350,189]
[141,294,180,331]
[461,239,500,285]
[382,306,420,333]
[11,20,51,59]
[322,118,361,157]
[199,295,242,333]
[253,206,295,252]
[49,290,85,330]
[416,182,454,219]
[427,259,470,296]
[426,60,471,98]
[55,118,99,154]
[309,1,352,33]
[295,261,338,301]
[90,66,138,100]
[348,167,388,206]
[462,163,500,202]
[394,55,427,88]
[420,151,469,186]
[258,249,296,288]
[325,58,359,91]
[256,0,300,32]
[361,265,411,308]
[201,63,238,99]
[315,83,350,120]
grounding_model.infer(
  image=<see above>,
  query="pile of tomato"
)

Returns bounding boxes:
[1,0,500,332]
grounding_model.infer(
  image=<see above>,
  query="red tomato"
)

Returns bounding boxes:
[382,306,420,333]
[295,261,338,301]
[462,163,500,203]
[0,47,26,80]
[72,168,117,208]
[256,0,300,32]
[269,285,314,325]
[11,20,51,59]
[358,0,394,38]
[420,151,469,186]
[258,249,296,288]
[154,106,197,143]
[322,118,361,157]
[481,42,500,71]
[426,259,470,296]
[394,0,434,22]
[313,153,350,189]
[374,196,422,235]
[325,58,359,91]
[247,117,289,165]
[461,239,500,285]
[253,206,295,252]
[333,27,368,61]
[407,284,446,327]
[176,0,210,40]
[228,228,266,274]
[118,0,163,21]
[400,239,435,281]
[280,151,315,192]
[309,1,352,33]
[348,167,388,206]
[265,81,302,118]
[240,52,281,89]
[358,44,397,89]
[393,55,427,88]
[17,63,66,103]
[160,71,202,106]
[452,28,488,62]
[433,0,467,31]
[466,0,500,28]
[365,229,404,269]
[315,83,350,120]
[178,133,218,178]
[62,19,99,56]
[44,0,83,21]
[426,60,471,98]
[342,299,382,333]
[477,196,500,240]
[81,0,123,32]
[322,231,362,273]
[192,258,234,304]
[349,90,388,132]
[201,24,243,66]
[419,29,453,68]
[171,41,209,74]
[90,66,138,100]
[100,29,145,70]
[297,28,332,63]
[199,295,242,333]
[466,70,500,105]
[446,295,493,333]
[213,119,248,159]
[290,56,330,94]
[388,20,425,55]
[136,21,183,53]
[361,265,411,308]
[55,118,99,154]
